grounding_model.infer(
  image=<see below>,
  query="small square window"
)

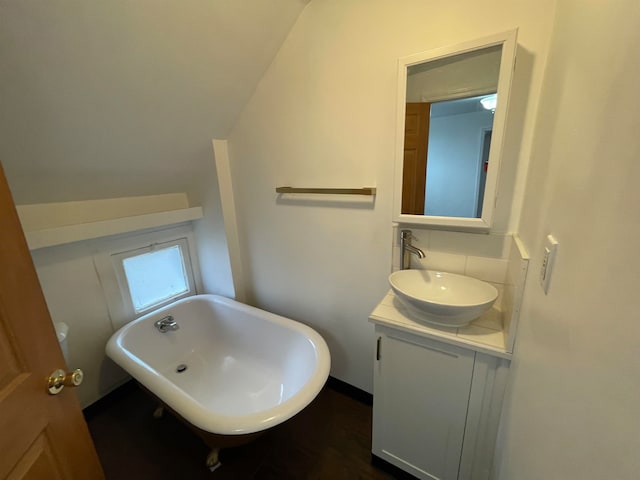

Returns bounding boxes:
[113,238,195,315]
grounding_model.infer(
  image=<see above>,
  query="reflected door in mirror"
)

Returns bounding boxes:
[402,103,430,214]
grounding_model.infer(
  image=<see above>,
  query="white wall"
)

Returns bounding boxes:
[495,2,640,479]
[0,0,307,204]
[32,241,129,408]
[189,147,236,299]
[228,0,555,392]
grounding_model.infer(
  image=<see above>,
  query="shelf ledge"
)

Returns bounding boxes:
[24,206,203,250]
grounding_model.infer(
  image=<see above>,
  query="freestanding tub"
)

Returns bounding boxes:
[106,294,330,470]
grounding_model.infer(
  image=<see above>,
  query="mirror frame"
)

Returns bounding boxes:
[393,29,518,231]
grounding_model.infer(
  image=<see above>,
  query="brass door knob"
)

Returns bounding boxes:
[47,368,84,395]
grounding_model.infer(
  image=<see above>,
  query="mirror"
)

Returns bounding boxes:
[393,30,517,231]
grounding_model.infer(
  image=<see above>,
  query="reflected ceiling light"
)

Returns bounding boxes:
[480,94,497,112]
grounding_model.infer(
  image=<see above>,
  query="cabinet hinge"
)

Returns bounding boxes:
[376,336,382,361]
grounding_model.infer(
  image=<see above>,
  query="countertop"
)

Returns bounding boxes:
[369,291,512,359]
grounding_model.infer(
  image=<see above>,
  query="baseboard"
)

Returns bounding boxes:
[325,376,373,406]
[371,454,419,480]
[83,380,138,421]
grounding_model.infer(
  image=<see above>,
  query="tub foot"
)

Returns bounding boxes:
[206,448,221,472]
[152,405,165,419]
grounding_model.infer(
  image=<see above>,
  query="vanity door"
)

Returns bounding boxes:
[372,327,475,480]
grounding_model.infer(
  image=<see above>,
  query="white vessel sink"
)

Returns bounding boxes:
[389,270,498,327]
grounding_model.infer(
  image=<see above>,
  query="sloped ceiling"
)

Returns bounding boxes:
[0,0,309,204]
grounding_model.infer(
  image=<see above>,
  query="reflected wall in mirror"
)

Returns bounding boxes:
[394,30,517,231]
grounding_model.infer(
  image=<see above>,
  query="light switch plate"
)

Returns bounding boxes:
[539,234,558,294]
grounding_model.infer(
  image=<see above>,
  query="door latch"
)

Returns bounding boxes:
[47,368,83,395]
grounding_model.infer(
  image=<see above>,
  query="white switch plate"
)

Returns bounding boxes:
[539,234,558,294]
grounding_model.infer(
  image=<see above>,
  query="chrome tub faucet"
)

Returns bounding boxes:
[154,315,179,333]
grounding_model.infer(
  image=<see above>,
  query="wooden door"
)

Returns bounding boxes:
[0,163,104,479]
[401,102,431,215]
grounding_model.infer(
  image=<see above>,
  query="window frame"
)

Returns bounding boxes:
[111,237,196,317]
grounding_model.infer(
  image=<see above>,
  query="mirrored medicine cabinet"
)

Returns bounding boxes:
[393,30,517,231]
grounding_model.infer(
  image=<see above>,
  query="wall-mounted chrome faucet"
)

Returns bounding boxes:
[154,315,179,333]
[400,230,425,270]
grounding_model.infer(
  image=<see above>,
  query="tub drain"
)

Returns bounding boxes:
[176,364,188,373]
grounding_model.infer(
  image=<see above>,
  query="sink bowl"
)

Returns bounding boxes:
[389,270,498,327]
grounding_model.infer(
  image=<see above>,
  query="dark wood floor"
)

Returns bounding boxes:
[86,382,396,479]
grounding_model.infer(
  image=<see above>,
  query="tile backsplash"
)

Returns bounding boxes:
[391,225,529,353]
[502,235,530,353]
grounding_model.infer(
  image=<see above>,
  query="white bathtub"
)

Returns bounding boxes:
[106,294,331,436]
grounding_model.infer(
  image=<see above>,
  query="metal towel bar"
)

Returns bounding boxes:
[275,186,376,196]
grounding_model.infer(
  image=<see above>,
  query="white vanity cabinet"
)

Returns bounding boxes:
[372,324,510,480]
